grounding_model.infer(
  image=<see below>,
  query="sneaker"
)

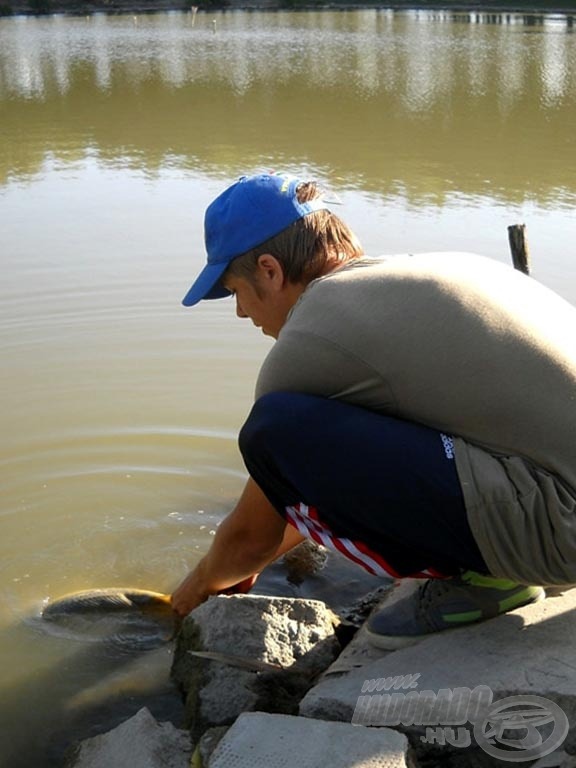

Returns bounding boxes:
[366,571,545,650]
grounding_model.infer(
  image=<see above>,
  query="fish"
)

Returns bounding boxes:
[40,587,176,649]
[42,587,172,617]
[37,588,177,713]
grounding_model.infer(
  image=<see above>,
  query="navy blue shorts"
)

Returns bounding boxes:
[239,392,487,579]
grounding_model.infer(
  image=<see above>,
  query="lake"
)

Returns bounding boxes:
[0,7,575,765]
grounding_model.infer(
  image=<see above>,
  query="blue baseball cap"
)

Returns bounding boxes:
[181,173,330,307]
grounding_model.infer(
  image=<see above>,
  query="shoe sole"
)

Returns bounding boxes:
[364,626,429,651]
[364,587,546,651]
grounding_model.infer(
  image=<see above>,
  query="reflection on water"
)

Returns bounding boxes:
[1,11,573,102]
[1,10,575,766]
[1,10,576,205]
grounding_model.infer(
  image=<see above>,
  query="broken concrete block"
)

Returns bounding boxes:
[300,587,576,760]
[208,712,412,768]
[65,707,192,768]
[171,594,340,740]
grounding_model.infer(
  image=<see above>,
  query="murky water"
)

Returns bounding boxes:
[1,8,575,764]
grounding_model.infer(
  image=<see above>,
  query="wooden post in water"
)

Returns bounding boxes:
[508,224,531,276]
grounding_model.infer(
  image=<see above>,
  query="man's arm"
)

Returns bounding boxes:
[171,477,304,617]
[274,523,307,558]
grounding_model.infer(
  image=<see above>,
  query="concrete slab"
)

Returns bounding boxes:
[208,712,412,768]
[300,586,576,750]
[66,707,192,768]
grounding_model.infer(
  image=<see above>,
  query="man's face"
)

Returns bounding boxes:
[222,272,286,339]
[221,254,306,339]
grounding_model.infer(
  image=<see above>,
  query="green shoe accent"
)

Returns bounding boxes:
[498,586,543,612]
[442,609,483,624]
[460,570,521,590]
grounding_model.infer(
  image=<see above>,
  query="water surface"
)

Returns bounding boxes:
[1,9,575,765]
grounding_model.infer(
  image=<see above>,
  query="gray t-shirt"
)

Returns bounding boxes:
[256,253,576,586]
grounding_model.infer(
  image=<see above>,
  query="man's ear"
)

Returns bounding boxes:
[256,254,285,290]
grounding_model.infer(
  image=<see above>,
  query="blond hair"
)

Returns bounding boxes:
[225,182,363,288]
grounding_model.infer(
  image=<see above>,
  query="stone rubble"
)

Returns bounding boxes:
[67,568,576,768]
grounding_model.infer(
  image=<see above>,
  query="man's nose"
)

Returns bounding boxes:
[236,298,248,319]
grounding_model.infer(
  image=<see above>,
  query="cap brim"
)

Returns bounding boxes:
[182,262,231,306]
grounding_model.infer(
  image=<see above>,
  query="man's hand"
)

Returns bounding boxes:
[221,574,259,595]
[170,566,210,618]
[170,570,259,618]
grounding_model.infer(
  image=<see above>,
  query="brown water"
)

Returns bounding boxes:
[1,8,576,765]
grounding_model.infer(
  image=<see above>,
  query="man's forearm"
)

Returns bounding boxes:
[273,524,306,560]
[176,514,282,604]
[171,477,288,617]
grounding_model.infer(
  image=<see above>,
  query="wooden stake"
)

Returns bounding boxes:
[507,224,531,275]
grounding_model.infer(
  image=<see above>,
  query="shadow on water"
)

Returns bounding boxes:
[0,612,184,767]
[0,550,386,767]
